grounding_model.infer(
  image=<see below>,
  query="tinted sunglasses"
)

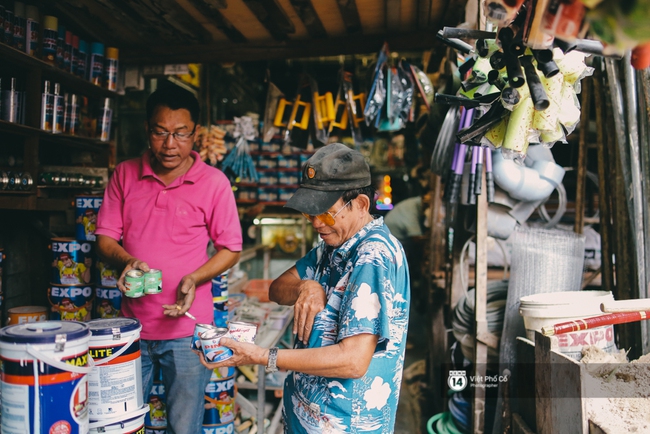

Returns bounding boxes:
[301,200,352,226]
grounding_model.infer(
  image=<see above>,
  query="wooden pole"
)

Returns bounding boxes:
[574,78,591,234]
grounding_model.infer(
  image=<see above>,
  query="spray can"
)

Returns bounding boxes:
[97,98,112,142]
[65,93,79,135]
[41,80,53,131]
[2,78,19,123]
[77,40,88,79]
[52,83,64,134]
[63,30,73,72]
[70,35,80,75]
[25,5,38,56]
[42,16,58,65]
[56,24,65,69]
[12,1,25,52]
[3,6,13,46]
[105,47,119,92]
[89,42,105,87]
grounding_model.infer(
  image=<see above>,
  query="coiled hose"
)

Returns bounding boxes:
[427,411,464,434]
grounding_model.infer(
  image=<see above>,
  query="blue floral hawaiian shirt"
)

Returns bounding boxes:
[283,216,410,433]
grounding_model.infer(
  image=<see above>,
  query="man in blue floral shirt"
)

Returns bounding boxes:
[198,143,410,433]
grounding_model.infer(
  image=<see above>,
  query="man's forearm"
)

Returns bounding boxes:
[96,235,135,270]
[268,267,303,305]
[188,248,241,286]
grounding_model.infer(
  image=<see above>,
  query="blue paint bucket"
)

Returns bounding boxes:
[211,273,228,328]
[203,375,235,425]
[144,368,167,433]
[48,284,94,322]
[202,421,235,434]
[93,286,122,319]
[0,321,92,433]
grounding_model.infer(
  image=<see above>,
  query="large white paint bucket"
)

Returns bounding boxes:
[519,290,616,359]
[87,318,143,421]
[0,320,92,434]
[88,405,148,433]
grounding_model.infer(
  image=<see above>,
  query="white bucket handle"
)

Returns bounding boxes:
[88,404,150,430]
[91,332,138,366]
[26,345,93,374]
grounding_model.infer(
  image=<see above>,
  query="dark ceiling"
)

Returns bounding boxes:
[31,0,465,64]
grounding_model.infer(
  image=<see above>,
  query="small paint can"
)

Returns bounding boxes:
[144,269,162,295]
[6,305,47,326]
[200,327,232,363]
[191,323,217,351]
[124,270,145,298]
[227,321,258,344]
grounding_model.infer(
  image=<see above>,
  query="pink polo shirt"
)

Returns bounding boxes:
[96,150,242,340]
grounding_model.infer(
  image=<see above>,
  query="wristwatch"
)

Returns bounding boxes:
[266,347,279,373]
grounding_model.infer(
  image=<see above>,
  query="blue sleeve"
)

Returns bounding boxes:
[295,243,321,280]
[337,234,410,353]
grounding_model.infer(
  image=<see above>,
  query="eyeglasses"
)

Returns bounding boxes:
[302,200,352,226]
[149,126,196,143]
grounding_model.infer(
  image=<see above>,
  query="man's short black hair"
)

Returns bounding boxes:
[146,84,200,126]
[341,185,377,213]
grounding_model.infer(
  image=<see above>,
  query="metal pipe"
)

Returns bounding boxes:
[442,27,497,40]
[521,55,550,110]
[436,30,473,54]
[555,38,623,59]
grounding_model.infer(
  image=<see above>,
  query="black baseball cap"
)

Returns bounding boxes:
[285,143,371,215]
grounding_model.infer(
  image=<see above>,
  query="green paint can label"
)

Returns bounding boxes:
[144,269,162,295]
[124,269,145,298]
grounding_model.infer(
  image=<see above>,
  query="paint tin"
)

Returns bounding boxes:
[200,328,232,363]
[202,375,236,426]
[3,8,13,46]
[93,286,122,319]
[77,40,88,79]
[144,269,162,295]
[191,323,217,351]
[87,318,143,421]
[144,367,167,433]
[48,284,94,322]
[105,47,119,92]
[41,16,57,64]
[89,406,148,434]
[89,42,104,86]
[65,93,80,135]
[124,270,145,298]
[24,5,38,56]
[12,1,25,52]
[227,321,258,344]
[56,24,65,68]
[75,195,102,241]
[202,421,235,434]
[50,237,94,285]
[97,97,112,142]
[6,306,47,326]
[40,80,53,130]
[0,321,92,434]
[211,273,228,328]
[53,82,64,134]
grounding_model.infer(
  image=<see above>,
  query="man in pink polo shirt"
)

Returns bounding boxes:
[96,85,242,434]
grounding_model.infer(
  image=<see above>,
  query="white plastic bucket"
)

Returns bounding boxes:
[87,318,143,421]
[0,321,92,434]
[89,405,148,433]
[519,290,616,359]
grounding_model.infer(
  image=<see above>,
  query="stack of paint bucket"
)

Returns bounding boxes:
[0,321,93,433]
[48,194,121,321]
[203,367,237,434]
[87,317,149,433]
[145,366,168,433]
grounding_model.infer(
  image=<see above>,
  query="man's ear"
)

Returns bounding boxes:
[356,194,371,213]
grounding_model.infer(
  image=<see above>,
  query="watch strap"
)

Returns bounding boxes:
[266,347,279,373]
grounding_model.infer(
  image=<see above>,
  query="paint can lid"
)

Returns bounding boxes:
[13,1,25,18]
[72,35,79,48]
[65,30,72,44]
[58,25,66,38]
[79,39,87,53]
[105,47,119,59]
[91,42,105,56]
[87,317,141,335]
[0,321,89,343]
[43,15,58,30]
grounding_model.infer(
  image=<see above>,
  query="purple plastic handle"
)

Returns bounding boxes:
[484,147,492,172]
